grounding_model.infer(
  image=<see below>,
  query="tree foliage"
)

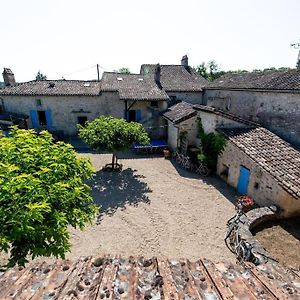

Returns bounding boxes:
[0,127,97,267]
[197,119,226,170]
[78,116,150,169]
[194,60,225,81]
[36,71,47,81]
[194,61,292,81]
[114,67,130,74]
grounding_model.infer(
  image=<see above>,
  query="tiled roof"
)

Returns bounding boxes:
[207,69,300,91]
[219,127,300,199]
[101,72,169,101]
[163,101,197,123]
[1,256,300,299]
[193,104,259,127]
[141,64,208,92]
[0,80,101,96]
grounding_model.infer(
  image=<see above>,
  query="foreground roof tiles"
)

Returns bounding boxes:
[219,127,300,199]
[141,64,208,92]
[101,72,169,101]
[163,101,197,123]
[1,256,300,299]
[207,69,300,91]
[0,80,101,96]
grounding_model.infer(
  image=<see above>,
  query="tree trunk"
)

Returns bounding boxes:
[111,152,115,170]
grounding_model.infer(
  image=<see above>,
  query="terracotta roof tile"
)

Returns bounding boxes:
[101,72,169,101]
[207,69,300,91]
[141,64,208,92]
[1,256,300,299]
[219,127,300,199]
[162,101,197,123]
[0,80,101,96]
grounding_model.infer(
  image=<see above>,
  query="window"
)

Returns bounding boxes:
[77,116,88,126]
[36,99,42,106]
[221,165,229,178]
[38,111,47,126]
[128,110,136,122]
[150,101,158,107]
[170,96,177,102]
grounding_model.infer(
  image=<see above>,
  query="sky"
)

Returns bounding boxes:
[1,0,299,82]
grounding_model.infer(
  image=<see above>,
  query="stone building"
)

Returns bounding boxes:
[203,69,300,148]
[101,72,169,138]
[140,55,207,105]
[163,103,300,216]
[0,79,105,135]
[162,102,198,151]
[217,127,300,217]
[0,69,170,137]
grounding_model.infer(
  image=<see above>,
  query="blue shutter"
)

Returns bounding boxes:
[45,110,53,130]
[30,110,38,128]
[136,110,142,122]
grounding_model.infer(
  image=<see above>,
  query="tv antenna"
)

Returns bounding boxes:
[290,42,300,68]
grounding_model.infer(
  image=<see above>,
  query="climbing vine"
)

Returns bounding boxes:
[197,119,226,170]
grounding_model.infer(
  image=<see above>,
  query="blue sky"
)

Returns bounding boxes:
[1,0,299,81]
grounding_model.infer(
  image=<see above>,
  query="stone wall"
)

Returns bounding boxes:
[1,92,122,135]
[204,89,300,148]
[167,92,202,105]
[198,110,251,134]
[217,142,300,217]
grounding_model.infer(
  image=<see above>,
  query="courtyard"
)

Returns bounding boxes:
[67,152,238,263]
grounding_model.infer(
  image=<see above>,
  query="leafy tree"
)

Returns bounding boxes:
[36,71,47,81]
[197,119,226,170]
[194,60,225,81]
[0,127,97,267]
[78,116,150,170]
[114,67,130,74]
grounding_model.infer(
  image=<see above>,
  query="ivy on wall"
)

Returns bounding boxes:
[197,119,226,170]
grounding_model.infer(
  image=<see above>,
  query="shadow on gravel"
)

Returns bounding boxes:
[89,167,152,223]
[170,159,239,206]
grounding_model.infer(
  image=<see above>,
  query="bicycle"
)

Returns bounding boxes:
[225,196,260,265]
[194,161,209,176]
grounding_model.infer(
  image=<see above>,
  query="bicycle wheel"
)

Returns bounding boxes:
[200,165,209,176]
[224,224,236,254]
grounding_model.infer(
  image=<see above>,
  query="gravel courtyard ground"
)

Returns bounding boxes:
[67,152,238,263]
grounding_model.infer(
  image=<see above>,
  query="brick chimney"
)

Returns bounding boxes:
[154,63,161,83]
[2,68,16,86]
[181,55,188,67]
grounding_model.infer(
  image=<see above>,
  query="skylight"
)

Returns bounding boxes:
[117,77,123,81]
[84,83,90,87]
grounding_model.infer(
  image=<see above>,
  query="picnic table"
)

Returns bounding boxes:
[132,139,168,154]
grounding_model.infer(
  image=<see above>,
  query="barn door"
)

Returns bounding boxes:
[237,166,250,195]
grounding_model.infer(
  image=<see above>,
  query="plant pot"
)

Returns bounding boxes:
[163,149,171,159]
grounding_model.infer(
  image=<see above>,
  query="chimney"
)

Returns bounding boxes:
[181,55,188,67]
[2,68,16,86]
[154,63,161,83]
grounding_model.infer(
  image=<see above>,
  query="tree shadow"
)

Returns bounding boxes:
[89,168,152,224]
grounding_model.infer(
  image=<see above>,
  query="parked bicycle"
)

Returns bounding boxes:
[173,151,209,176]
[224,196,261,265]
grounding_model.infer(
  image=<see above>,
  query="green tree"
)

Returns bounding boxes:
[194,60,225,81]
[78,116,150,170]
[36,71,47,81]
[0,127,97,267]
[114,67,130,74]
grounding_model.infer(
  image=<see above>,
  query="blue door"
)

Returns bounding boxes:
[237,166,250,195]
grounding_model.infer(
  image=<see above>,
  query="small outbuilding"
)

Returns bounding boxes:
[217,127,300,217]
